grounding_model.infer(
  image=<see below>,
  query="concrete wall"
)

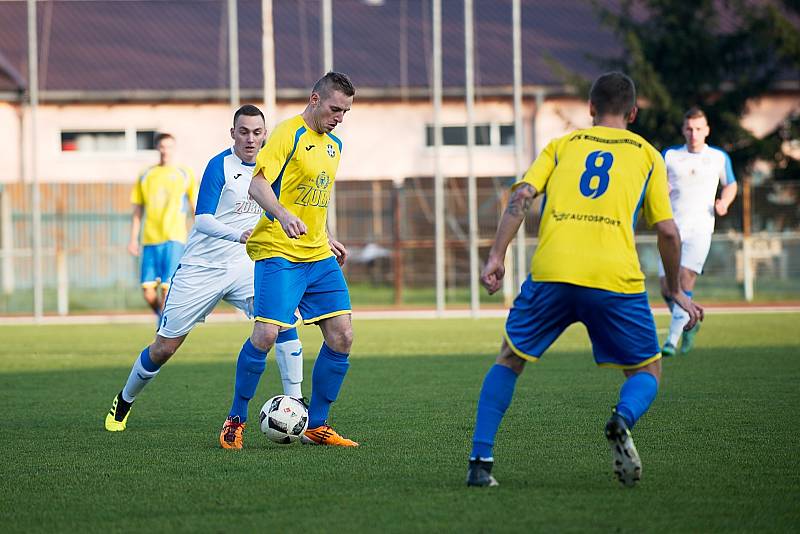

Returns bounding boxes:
[1,93,796,185]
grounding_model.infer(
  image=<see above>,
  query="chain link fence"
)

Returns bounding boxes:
[1,179,798,315]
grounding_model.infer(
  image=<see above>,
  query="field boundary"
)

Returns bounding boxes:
[0,304,798,326]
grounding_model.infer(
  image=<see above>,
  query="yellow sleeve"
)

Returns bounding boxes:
[253,122,294,185]
[130,173,144,205]
[642,150,673,226]
[513,138,558,194]
[184,167,198,206]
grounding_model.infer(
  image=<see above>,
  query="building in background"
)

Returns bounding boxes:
[0,0,797,314]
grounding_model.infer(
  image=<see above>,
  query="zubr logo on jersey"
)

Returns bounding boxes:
[234,194,261,214]
[294,171,330,208]
[327,144,336,158]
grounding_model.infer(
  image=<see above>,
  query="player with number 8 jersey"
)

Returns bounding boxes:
[524,125,671,293]
[466,72,704,489]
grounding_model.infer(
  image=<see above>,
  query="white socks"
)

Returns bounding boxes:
[668,305,689,346]
[121,353,161,402]
[274,339,303,398]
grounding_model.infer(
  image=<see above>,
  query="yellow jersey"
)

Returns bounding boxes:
[131,164,196,245]
[247,115,342,262]
[519,125,672,293]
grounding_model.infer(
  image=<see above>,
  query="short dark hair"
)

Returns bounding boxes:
[154,133,174,145]
[312,71,356,99]
[684,106,707,121]
[233,104,265,128]
[589,72,636,118]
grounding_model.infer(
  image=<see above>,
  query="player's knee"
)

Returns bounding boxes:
[250,326,278,352]
[496,342,526,374]
[149,336,182,365]
[142,289,158,306]
[327,326,353,354]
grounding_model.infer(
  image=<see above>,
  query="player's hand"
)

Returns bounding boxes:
[672,291,704,331]
[329,238,348,266]
[127,241,139,257]
[480,255,506,295]
[279,215,307,239]
[715,199,728,216]
[239,229,253,243]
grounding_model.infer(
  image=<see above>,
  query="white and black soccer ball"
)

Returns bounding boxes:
[259,395,309,444]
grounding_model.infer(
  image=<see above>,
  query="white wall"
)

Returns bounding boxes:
[1,93,795,185]
[0,103,22,183]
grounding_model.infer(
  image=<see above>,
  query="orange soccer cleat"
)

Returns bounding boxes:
[219,416,246,449]
[303,424,359,447]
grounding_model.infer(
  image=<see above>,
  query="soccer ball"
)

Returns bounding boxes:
[259,395,309,444]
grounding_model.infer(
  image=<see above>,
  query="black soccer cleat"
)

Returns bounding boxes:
[466,457,499,487]
[605,411,642,488]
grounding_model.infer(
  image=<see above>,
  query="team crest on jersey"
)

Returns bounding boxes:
[315,171,331,190]
[327,144,336,158]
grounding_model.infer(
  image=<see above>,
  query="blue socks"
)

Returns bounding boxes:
[140,347,161,372]
[276,328,298,343]
[615,372,659,428]
[308,343,350,429]
[229,339,267,422]
[471,364,519,460]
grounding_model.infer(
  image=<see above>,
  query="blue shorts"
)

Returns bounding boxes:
[504,277,661,369]
[254,256,351,327]
[140,241,184,287]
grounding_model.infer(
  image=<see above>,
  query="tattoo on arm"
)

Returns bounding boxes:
[505,184,535,217]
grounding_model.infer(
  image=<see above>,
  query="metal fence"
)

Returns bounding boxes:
[1,179,799,315]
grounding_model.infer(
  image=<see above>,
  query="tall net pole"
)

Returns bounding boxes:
[228,0,240,108]
[465,0,479,317]
[262,0,276,131]
[512,0,527,291]
[432,0,445,314]
[27,0,43,320]
[322,0,337,236]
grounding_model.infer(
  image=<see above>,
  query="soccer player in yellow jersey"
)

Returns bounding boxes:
[219,72,357,449]
[128,133,196,321]
[466,72,704,488]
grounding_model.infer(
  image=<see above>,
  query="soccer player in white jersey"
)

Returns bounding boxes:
[659,107,737,356]
[105,105,304,431]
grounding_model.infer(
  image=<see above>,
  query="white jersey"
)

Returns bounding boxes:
[181,148,262,267]
[662,144,736,235]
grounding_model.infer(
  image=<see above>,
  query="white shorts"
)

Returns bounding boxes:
[657,231,712,276]
[157,260,254,338]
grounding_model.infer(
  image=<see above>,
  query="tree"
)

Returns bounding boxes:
[573,0,800,178]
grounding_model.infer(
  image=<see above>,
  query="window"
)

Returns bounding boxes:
[61,131,125,152]
[60,129,159,153]
[499,125,516,146]
[425,123,514,147]
[136,130,158,150]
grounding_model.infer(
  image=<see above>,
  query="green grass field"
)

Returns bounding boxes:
[1,314,798,532]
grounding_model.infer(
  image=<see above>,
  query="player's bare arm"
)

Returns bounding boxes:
[328,237,348,266]
[128,204,143,256]
[654,219,704,328]
[248,171,307,238]
[715,181,738,216]
[480,183,538,295]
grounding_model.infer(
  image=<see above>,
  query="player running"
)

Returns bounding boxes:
[106,105,304,432]
[218,72,357,449]
[128,133,196,324]
[466,72,703,488]
[659,107,737,356]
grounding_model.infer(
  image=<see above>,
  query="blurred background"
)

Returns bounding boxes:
[0,0,798,318]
